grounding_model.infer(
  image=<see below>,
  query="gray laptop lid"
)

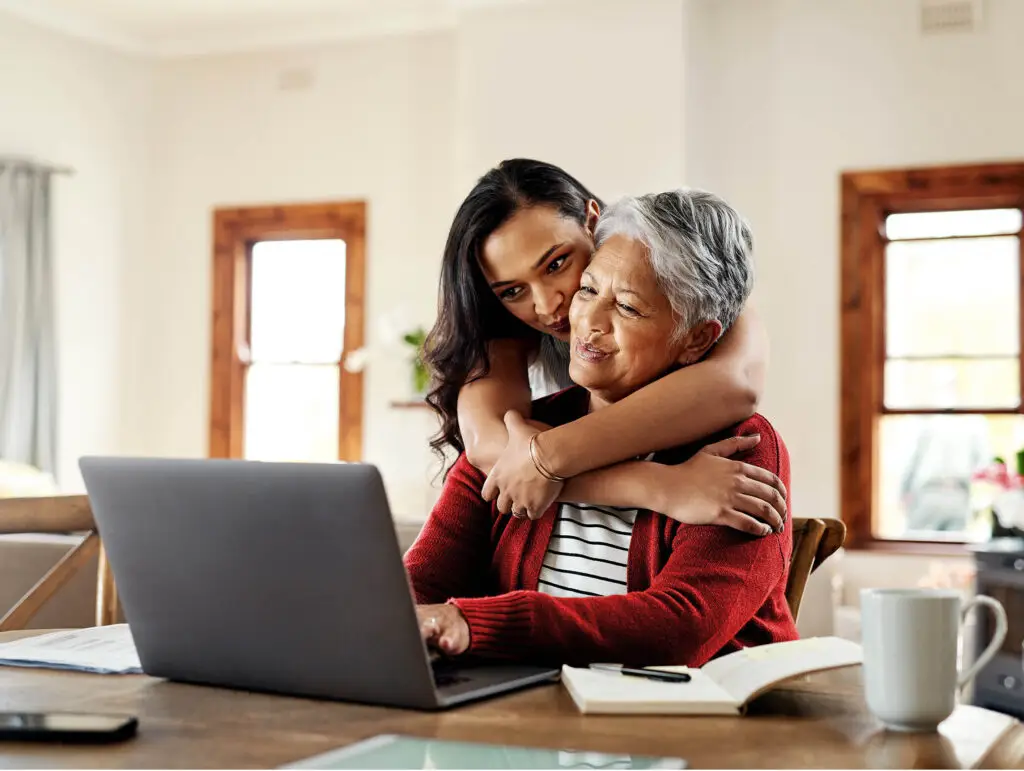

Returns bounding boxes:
[79,457,442,709]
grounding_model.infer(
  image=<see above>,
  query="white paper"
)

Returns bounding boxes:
[939,704,1019,769]
[0,624,142,674]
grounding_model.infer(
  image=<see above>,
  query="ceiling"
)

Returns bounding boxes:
[0,0,543,57]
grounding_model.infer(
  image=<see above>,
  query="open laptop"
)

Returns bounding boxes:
[78,457,559,710]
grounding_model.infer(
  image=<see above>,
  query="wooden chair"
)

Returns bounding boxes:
[0,495,119,632]
[786,517,846,621]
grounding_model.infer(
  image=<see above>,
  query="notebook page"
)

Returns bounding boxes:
[561,665,739,715]
[699,637,863,706]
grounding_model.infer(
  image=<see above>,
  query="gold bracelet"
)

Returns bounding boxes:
[529,433,568,483]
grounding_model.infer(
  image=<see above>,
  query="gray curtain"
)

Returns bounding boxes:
[0,162,57,474]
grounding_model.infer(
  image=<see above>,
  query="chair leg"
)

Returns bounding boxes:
[0,532,101,632]
[96,545,120,626]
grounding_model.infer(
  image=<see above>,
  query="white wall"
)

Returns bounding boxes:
[456,0,687,195]
[0,12,153,489]
[685,0,1022,601]
[133,33,459,517]
[122,0,688,517]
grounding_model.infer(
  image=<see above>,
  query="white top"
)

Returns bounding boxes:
[528,336,573,398]
[537,503,638,598]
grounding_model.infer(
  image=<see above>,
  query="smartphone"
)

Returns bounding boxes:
[0,712,138,743]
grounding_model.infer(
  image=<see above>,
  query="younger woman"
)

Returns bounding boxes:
[424,159,786,534]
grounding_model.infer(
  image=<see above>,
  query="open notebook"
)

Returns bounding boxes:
[561,636,863,715]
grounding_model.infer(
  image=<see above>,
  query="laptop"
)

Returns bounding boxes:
[78,456,559,710]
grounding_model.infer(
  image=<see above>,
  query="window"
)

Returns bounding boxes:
[210,203,365,462]
[244,239,347,462]
[841,163,1024,550]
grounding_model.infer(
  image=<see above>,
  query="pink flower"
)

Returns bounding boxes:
[972,461,1024,490]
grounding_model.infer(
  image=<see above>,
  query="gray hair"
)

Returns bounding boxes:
[593,188,754,336]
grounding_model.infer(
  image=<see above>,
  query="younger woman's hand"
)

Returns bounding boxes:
[481,411,562,520]
[655,434,787,536]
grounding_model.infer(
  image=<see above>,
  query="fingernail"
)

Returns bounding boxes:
[761,524,772,536]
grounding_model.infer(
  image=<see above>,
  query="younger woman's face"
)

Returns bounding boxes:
[478,203,598,341]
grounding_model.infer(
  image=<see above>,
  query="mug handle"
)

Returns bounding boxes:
[958,595,1008,689]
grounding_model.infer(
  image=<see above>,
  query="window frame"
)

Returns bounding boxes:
[840,162,1024,551]
[209,201,366,462]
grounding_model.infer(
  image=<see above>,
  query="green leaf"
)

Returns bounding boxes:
[403,327,427,348]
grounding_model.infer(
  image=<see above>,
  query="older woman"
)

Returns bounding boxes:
[404,189,798,667]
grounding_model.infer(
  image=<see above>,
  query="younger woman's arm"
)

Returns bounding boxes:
[480,307,770,518]
[540,305,768,478]
[461,314,784,533]
[558,434,785,535]
[459,305,765,475]
[456,338,534,473]
[483,412,785,532]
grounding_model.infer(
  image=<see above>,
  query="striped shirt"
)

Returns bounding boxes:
[537,503,638,598]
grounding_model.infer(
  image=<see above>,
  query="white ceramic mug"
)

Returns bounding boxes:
[860,588,1007,732]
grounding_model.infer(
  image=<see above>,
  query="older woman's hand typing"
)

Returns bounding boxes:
[417,604,470,657]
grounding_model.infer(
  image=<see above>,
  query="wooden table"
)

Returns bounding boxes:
[0,642,1022,769]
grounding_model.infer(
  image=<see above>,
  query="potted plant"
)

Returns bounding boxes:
[403,326,430,398]
[341,311,432,402]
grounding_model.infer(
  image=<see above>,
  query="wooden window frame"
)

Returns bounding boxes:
[840,161,1024,552]
[209,201,366,462]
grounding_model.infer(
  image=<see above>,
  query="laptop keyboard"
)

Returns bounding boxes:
[431,660,471,688]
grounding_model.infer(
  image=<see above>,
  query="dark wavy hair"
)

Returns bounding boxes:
[424,159,602,467]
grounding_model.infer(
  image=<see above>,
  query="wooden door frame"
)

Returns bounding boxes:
[209,201,366,461]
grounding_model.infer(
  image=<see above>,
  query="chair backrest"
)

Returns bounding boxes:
[786,517,846,621]
[0,495,119,632]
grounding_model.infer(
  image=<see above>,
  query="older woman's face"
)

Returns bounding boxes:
[568,234,686,405]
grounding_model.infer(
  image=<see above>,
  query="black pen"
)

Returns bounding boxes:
[589,664,692,683]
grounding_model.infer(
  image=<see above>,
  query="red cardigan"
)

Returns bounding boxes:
[404,387,798,667]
